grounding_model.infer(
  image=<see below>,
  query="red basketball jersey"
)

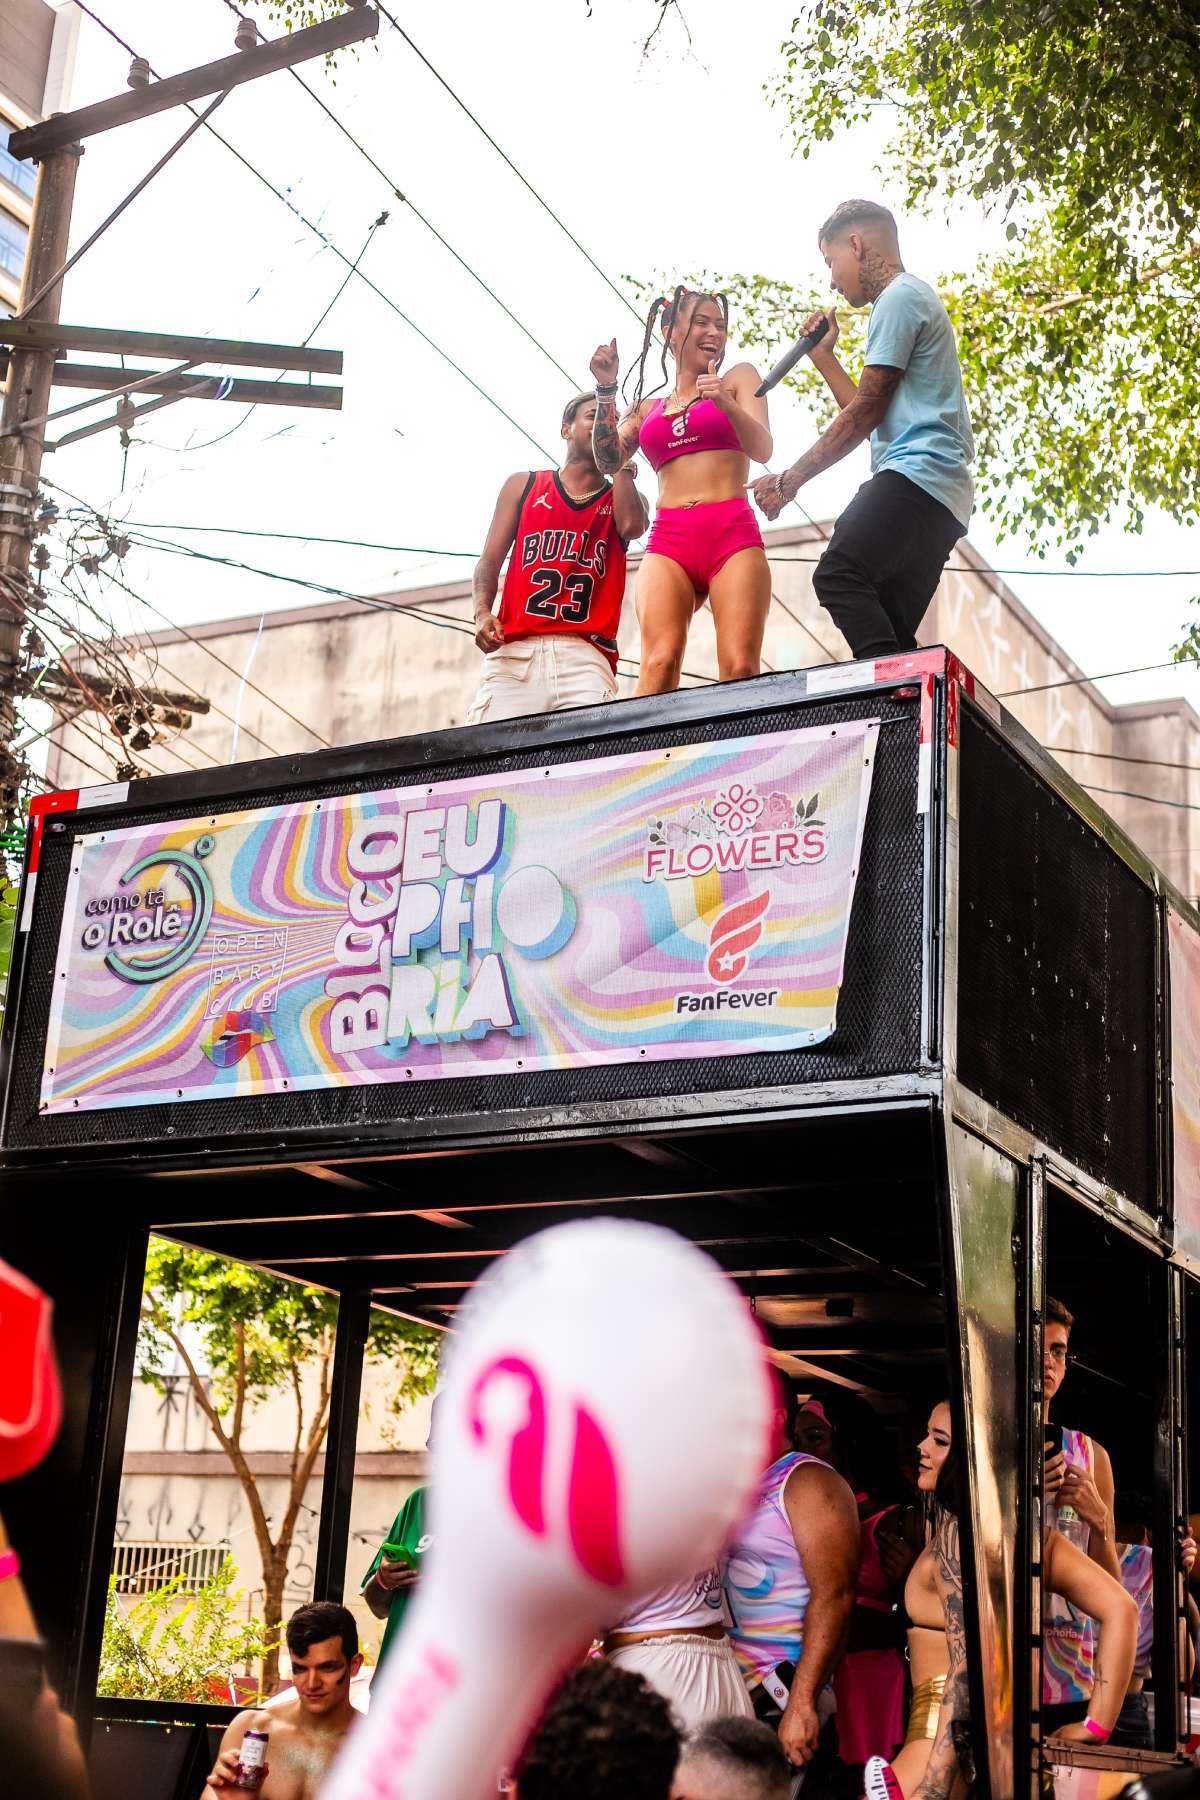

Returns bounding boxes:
[498,469,628,670]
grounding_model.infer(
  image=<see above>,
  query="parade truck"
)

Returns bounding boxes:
[2,647,1198,1799]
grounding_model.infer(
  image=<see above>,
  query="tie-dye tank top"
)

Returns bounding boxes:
[1119,1542,1154,1679]
[1043,1428,1095,1703]
[724,1452,821,1682]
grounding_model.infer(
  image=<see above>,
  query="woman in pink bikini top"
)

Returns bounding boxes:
[589,286,773,696]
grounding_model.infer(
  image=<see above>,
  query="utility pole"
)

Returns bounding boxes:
[0,142,79,814]
[0,6,377,812]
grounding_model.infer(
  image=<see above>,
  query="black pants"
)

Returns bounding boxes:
[1110,1688,1153,1750]
[813,471,964,661]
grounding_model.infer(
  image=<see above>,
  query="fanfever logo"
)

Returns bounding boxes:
[78,834,215,984]
[673,890,781,1016]
[706,890,770,984]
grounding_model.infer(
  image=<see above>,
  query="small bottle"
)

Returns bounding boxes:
[232,1729,269,1793]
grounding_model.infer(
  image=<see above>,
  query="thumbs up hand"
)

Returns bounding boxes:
[696,357,731,411]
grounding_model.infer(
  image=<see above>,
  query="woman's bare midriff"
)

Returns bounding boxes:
[905,1547,947,1679]
[603,1621,727,1651]
[908,1623,949,1687]
[653,446,751,509]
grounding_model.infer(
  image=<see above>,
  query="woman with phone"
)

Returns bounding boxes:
[882,1403,1137,1800]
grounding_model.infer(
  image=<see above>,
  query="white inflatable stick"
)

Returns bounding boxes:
[322,1217,771,1800]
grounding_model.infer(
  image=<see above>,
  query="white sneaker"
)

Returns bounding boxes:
[863,1756,903,1800]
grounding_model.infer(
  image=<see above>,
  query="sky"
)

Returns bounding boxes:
[22,0,1200,716]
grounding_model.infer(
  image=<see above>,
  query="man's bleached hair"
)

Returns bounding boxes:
[817,198,897,244]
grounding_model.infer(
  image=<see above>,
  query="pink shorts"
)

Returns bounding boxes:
[645,496,764,598]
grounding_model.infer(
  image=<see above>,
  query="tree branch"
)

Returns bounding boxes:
[155,1311,275,1574]
[232,1319,247,1447]
[1033,240,1200,315]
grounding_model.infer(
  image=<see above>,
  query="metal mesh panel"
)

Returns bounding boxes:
[7,691,926,1155]
[957,704,1158,1210]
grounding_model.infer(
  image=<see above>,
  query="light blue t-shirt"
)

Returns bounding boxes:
[865,272,974,528]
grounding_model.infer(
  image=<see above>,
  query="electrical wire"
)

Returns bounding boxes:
[374,2,645,326]
[115,528,1200,707]
[1084,784,1200,814]
[68,3,557,461]
[38,478,330,748]
[152,213,386,457]
[1049,746,1200,777]
[216,0,587,393]
[999,660,1199,697]
[769,587,837,664]
[113,524,1200,584]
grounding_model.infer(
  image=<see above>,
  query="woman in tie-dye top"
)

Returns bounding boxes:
[1042,1298,1122,1732]
[722,1432,860,1772]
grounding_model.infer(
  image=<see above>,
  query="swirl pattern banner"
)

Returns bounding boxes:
[41,720,880,1114]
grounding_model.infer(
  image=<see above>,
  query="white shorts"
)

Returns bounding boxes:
[466,636,617,725]
[609,1634,754,1736]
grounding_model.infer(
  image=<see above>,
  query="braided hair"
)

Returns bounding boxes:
[623,285,730,410]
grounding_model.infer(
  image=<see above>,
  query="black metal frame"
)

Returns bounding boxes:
[3,655,1199,1798]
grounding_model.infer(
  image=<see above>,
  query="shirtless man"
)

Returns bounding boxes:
[204,1601,362,1800]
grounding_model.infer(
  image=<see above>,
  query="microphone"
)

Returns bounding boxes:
[755,314,831,397]
[323,1218,771,1800]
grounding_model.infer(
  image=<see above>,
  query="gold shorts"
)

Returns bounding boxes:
[906,1675,948,1743]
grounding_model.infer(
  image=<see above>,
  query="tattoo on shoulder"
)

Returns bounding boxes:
[858,365,903,405]
[933,1507,960,1572]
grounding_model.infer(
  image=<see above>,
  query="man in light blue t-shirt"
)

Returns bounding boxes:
[752,199,974,660]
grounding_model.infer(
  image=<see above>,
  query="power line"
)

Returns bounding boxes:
[375,3,645,326]
[769,587,836,663]
[147,213,386,457]
[1050,746,1200,777]
[124,520,477,557]
[1084,784,1200,814]
[764,554,1200,578]
[221,0,587,393]
[111,524,1200,585]
[70,2,557,461]
[40,479,329,748]
[999,660,1199,697]
[86,573,288,760]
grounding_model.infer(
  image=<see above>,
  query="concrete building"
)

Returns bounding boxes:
[50,521,1200,902]
[114,1350,431,1669]
[0,0,79,309]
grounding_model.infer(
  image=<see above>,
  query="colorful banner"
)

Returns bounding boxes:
[1168,906,1200,1261]
[40,721,880,1113]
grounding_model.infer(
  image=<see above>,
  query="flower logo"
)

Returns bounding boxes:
[711,783,764,836]
[706,889,770,984]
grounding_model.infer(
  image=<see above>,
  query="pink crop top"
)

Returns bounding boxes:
[638,396,742,472]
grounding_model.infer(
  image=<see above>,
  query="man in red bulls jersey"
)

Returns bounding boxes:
[469,392,649,722]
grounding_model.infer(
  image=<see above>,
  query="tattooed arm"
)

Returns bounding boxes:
[751,364,902,521]
[590,338,644,475]
[913,1510,971,1800]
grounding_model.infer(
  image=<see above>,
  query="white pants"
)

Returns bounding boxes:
[466,636,617,724]
[609,1634,754,1736]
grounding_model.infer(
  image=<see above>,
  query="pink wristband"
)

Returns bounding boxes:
[0,1549,20,1582]
[1082,1718,1111,1742]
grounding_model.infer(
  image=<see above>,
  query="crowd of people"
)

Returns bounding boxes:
[467,197,976,723]
[186,1297,1198,1800]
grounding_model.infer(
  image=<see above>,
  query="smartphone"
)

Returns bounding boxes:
[1044,1423,1062,1457]
[380,1541,418,1569]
